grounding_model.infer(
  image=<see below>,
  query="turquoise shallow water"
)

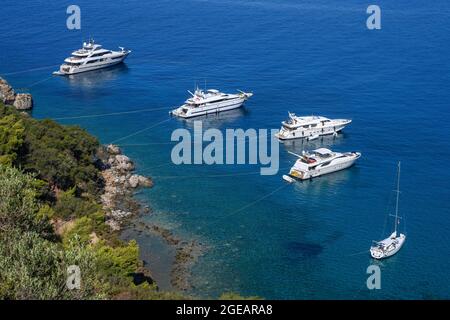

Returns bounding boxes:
[1,0,450,299]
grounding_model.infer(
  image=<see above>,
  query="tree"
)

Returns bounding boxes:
[0,165,53,238]
[0,230,101,300]
[0,114,24,166]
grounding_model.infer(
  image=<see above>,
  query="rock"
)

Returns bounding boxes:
[13,93,33,110]
[128,175,140,188]
[108,209,133,221]
[0,77,16,105]
[106,144,121,155]
[99,146,153,231]
[129,174,153,188]
[105,219,121,231]
[138,175,153,187]
[118,174,127,184]
[0,77,34,110]
[114,154,135,171]
[89,232,100,245]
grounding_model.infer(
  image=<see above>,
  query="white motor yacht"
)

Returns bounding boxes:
[370,162,406,259]
[53,39,131,75]
[276,113,351,140]
[286,148,361,180]
[170,88,253,118]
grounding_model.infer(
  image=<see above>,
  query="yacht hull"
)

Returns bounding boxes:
[171,97,247,118]
[289,152,361,180]
[276,120,351,140]
[55,52,129,76]
[370,234,406,259]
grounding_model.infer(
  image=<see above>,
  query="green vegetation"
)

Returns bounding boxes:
[53,188,102,219]
[0,104,100,194]
[0,103,260,300]
[0,114,24,166]
[0,164,53,238]
[0,103,184,300]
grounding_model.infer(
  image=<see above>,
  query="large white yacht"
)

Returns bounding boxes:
[54,39,131,75]
[285,148,361,181]
[170,88,253,118]
[275,113,351,140]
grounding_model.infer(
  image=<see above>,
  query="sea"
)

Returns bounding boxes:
[1,0,449,299]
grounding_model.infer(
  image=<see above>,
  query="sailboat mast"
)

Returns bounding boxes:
[394,161,401,233]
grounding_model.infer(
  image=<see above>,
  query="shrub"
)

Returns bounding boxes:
[95,240,141,279]
[53,187,102,219]
[0,103,101,194]
[0,231,100,300]
[0,114,24,166]
[0,165,53,238]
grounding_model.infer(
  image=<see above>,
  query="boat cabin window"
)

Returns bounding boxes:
[91,51,111,57]
[316,153,331,158]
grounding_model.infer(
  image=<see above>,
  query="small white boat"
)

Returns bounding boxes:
[275,113,351,140]
[307,134,320,141]
[54,39,131,75]
[286,148,361,180]
[282,174,296,183]
[170,87,253,118]
[370,162,406,259]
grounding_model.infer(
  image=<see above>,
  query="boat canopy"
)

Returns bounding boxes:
[314,148,332,155]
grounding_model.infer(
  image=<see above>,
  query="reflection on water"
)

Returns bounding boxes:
[291,167,354,196]
[174,107,248,130]
[63,64,130,88]
[281,132,347,155]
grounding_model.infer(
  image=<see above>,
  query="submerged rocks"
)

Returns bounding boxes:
[0,77,33,110]
[100,144,153,231]
[172,241,203,291]
[100,144,199,292]
[133,221,205,291]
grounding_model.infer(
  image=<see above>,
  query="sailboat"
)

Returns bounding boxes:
[370,162,406,259]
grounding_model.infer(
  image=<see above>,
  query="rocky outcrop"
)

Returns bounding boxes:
[0,77,16,105]
[100,144,201,292]
[106,144,121,155]
[0,77,33,110]
[129,174,153,188]
[13,93,33,110]
[109,154,135,172]
[100,144,153,231]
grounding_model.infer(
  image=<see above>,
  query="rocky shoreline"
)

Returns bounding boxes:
[98,144,204,292]
[1,76,203,296]
[0,77,33,110]
[98,144,153,231]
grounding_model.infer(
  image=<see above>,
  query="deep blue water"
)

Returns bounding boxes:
[1,0,450,299]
